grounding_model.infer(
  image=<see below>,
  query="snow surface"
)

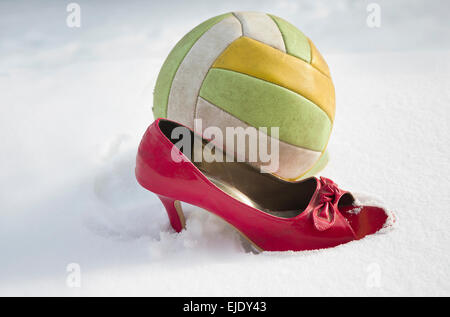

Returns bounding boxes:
[0,0,449,296]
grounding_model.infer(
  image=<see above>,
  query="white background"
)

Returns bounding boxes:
[0,0,449,296]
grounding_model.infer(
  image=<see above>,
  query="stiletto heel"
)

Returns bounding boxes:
[157,195,185,232]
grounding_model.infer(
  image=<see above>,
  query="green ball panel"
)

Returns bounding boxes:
[199,68,331,152]
[153,12,231,119]
[268,14,311,63]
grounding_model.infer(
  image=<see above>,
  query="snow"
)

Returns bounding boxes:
[0,0,449,296]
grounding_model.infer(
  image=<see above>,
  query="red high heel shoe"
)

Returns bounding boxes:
[136,119,393,252]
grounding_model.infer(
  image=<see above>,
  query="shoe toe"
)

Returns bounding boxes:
[340,205,389,240]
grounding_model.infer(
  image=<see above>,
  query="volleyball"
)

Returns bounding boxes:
[153,12,335,181]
